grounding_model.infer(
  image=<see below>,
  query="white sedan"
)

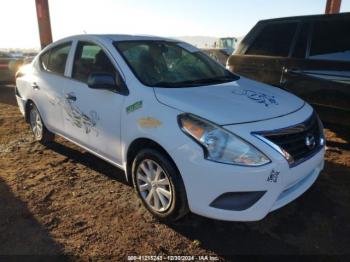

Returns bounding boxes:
[15,34,325,221]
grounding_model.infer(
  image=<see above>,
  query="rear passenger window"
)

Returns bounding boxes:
[40,51,50,70]
[246,22,298,57]
[310,19,350,61]
[40,42,71,75]
[72,42,116,83]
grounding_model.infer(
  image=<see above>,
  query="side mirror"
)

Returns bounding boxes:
[87,73,117,91]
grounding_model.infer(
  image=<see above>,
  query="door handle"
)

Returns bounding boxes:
[280,67,298,85]
[65,93,77,101]
[280,67,288,85]
[283,67,299,74]
[32,83,40,90]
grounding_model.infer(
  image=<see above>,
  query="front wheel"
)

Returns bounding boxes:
[132,149,188,222]
[28,103,54,144]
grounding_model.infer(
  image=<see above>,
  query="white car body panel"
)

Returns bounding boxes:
[154,77,305,125]
[170,104,324,220]
[15,34,325,221]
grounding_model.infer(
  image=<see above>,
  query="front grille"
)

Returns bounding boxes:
[256,112,323,167]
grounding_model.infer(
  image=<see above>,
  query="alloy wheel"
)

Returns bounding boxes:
[136,159,173,212]
[29,107,43,140]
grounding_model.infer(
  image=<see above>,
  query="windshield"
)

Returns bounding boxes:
[220,38,234,49]
[114,41,239,87]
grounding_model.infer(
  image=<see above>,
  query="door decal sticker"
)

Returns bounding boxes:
[138,117,162,128]
[126,101,143,114]
[232,88,279,107]
[61,95,100,136]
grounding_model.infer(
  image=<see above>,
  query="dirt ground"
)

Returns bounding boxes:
[0,84,350,261]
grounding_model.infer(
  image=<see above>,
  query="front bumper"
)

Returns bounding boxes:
[172,143,324,221]
[170,105,325,221]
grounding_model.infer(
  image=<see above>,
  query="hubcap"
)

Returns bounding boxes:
[136,159,172,212]
[29,108,43,140]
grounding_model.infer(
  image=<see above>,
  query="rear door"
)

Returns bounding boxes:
[228,21,299,86]
[282,17,350,126]
[34,42,73,133]
[62,40,126,164]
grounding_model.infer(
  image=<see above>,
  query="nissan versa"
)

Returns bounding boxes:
[15,35,325,221]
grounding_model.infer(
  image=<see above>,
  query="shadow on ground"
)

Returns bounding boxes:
[324,122,350,146]
[0,177,67,259]
[46,141,129,187]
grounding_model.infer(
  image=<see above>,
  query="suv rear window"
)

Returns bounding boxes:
[246,22,298,57]
[310,19,350,61]
[292,23,310,58]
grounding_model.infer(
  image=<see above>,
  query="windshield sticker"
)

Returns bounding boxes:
[177,43,199,53]
[126,101,143,114]
[138,117,162,128]
[232,88,279,107]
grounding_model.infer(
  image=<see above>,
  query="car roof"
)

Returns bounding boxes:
[38,34,185,57]
[57,34,178,43]
[258,12,350,24]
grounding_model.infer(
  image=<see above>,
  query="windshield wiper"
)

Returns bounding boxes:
[177,76,237,85]
[151,81,180,87]
[151,76,238,88]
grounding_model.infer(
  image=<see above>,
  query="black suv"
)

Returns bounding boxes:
[227,13,350,127]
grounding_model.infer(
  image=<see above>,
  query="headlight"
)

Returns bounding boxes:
[178,113,270,166]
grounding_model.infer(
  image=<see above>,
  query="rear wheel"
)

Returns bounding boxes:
[132,149,188,222]
[28,103,54,144]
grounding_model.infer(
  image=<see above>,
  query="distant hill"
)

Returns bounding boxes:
[172,36,219,48]
[0,48,38,52]
[172,36,244,48]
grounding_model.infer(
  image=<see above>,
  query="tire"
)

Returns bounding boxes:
[28,103,54,145]
[132,148,189,222]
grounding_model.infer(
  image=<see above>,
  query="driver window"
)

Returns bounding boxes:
[72,42,117,83]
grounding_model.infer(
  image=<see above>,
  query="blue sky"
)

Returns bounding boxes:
[1,0,350,48]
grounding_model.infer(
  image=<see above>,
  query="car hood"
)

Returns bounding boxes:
[154,77,305,125]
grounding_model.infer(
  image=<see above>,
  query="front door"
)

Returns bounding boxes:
[62,41,126,164]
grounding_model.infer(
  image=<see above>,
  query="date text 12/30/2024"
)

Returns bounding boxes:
[127,255,219,261]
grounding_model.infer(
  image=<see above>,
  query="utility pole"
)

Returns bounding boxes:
[325,0,342,14]
[35,0,53,49]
